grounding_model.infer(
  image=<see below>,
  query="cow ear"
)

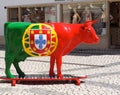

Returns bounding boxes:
[84,20,92,26]
[92,19,98,24]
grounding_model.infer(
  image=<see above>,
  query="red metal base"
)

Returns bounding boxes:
[0,75,87,86]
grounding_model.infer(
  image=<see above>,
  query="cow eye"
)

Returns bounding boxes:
[81,27,85,30]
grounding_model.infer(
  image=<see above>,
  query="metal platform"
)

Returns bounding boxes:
[0,74,87,86]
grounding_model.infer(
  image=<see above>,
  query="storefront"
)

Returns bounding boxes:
[1,0,120,49]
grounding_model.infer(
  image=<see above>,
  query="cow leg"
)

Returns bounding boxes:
[13,60,25,78]
[56,55,63,78]
[5,62,14,78]
[49,55,55,78]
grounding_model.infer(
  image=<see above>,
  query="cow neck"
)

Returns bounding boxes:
[63,24,83,55]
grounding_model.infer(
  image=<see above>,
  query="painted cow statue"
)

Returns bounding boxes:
[4,20,99,78]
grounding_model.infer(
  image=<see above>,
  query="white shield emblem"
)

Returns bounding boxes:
[34,34,47,50]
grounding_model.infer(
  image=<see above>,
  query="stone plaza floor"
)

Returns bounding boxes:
[0,49,120,95]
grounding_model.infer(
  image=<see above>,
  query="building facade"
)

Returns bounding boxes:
[0,0,120,49]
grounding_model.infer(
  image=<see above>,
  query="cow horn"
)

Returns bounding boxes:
[84,19,98,26]
[92,19,98,24]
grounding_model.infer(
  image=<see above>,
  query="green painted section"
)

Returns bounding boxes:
[4,22,31,78]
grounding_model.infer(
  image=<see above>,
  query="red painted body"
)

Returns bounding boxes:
[47,20,99,78]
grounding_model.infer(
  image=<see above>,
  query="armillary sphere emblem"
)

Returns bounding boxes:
[22,23,58,56]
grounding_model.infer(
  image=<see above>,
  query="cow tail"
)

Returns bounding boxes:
[4,22,12,52]
[4,22,11,37]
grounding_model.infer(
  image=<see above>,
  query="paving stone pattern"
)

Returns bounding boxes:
[0,49,120,95]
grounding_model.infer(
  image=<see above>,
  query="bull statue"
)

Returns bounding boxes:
[4,20,99,78]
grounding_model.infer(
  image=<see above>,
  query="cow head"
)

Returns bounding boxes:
[81,20,99,44]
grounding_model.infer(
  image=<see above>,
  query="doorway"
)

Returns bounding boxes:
[110,2,120,48]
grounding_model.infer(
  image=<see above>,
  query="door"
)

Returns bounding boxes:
[110,2,120,48]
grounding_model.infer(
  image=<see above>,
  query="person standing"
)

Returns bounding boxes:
[72,8,81,24]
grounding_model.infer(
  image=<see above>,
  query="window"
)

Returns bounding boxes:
[45,6,56,22]
[8,8,19,22]
[21,6,56,23]
[62,2,107,35]
[7,5,57,23]
[21,7,45,23]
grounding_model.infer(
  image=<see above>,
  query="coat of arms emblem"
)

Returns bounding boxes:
[22,23,58,56]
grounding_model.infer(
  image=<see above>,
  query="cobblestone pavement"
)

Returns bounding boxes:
[0,49,120,95]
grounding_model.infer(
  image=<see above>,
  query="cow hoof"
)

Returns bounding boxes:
[7,75,15,78]
[57,74,63,79]
[19,73,26,78]
[19,75,25,78]
[5,71,15,78]
[49,73,55,78]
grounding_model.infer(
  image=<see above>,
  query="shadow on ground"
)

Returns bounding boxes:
[70,48,120,56]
